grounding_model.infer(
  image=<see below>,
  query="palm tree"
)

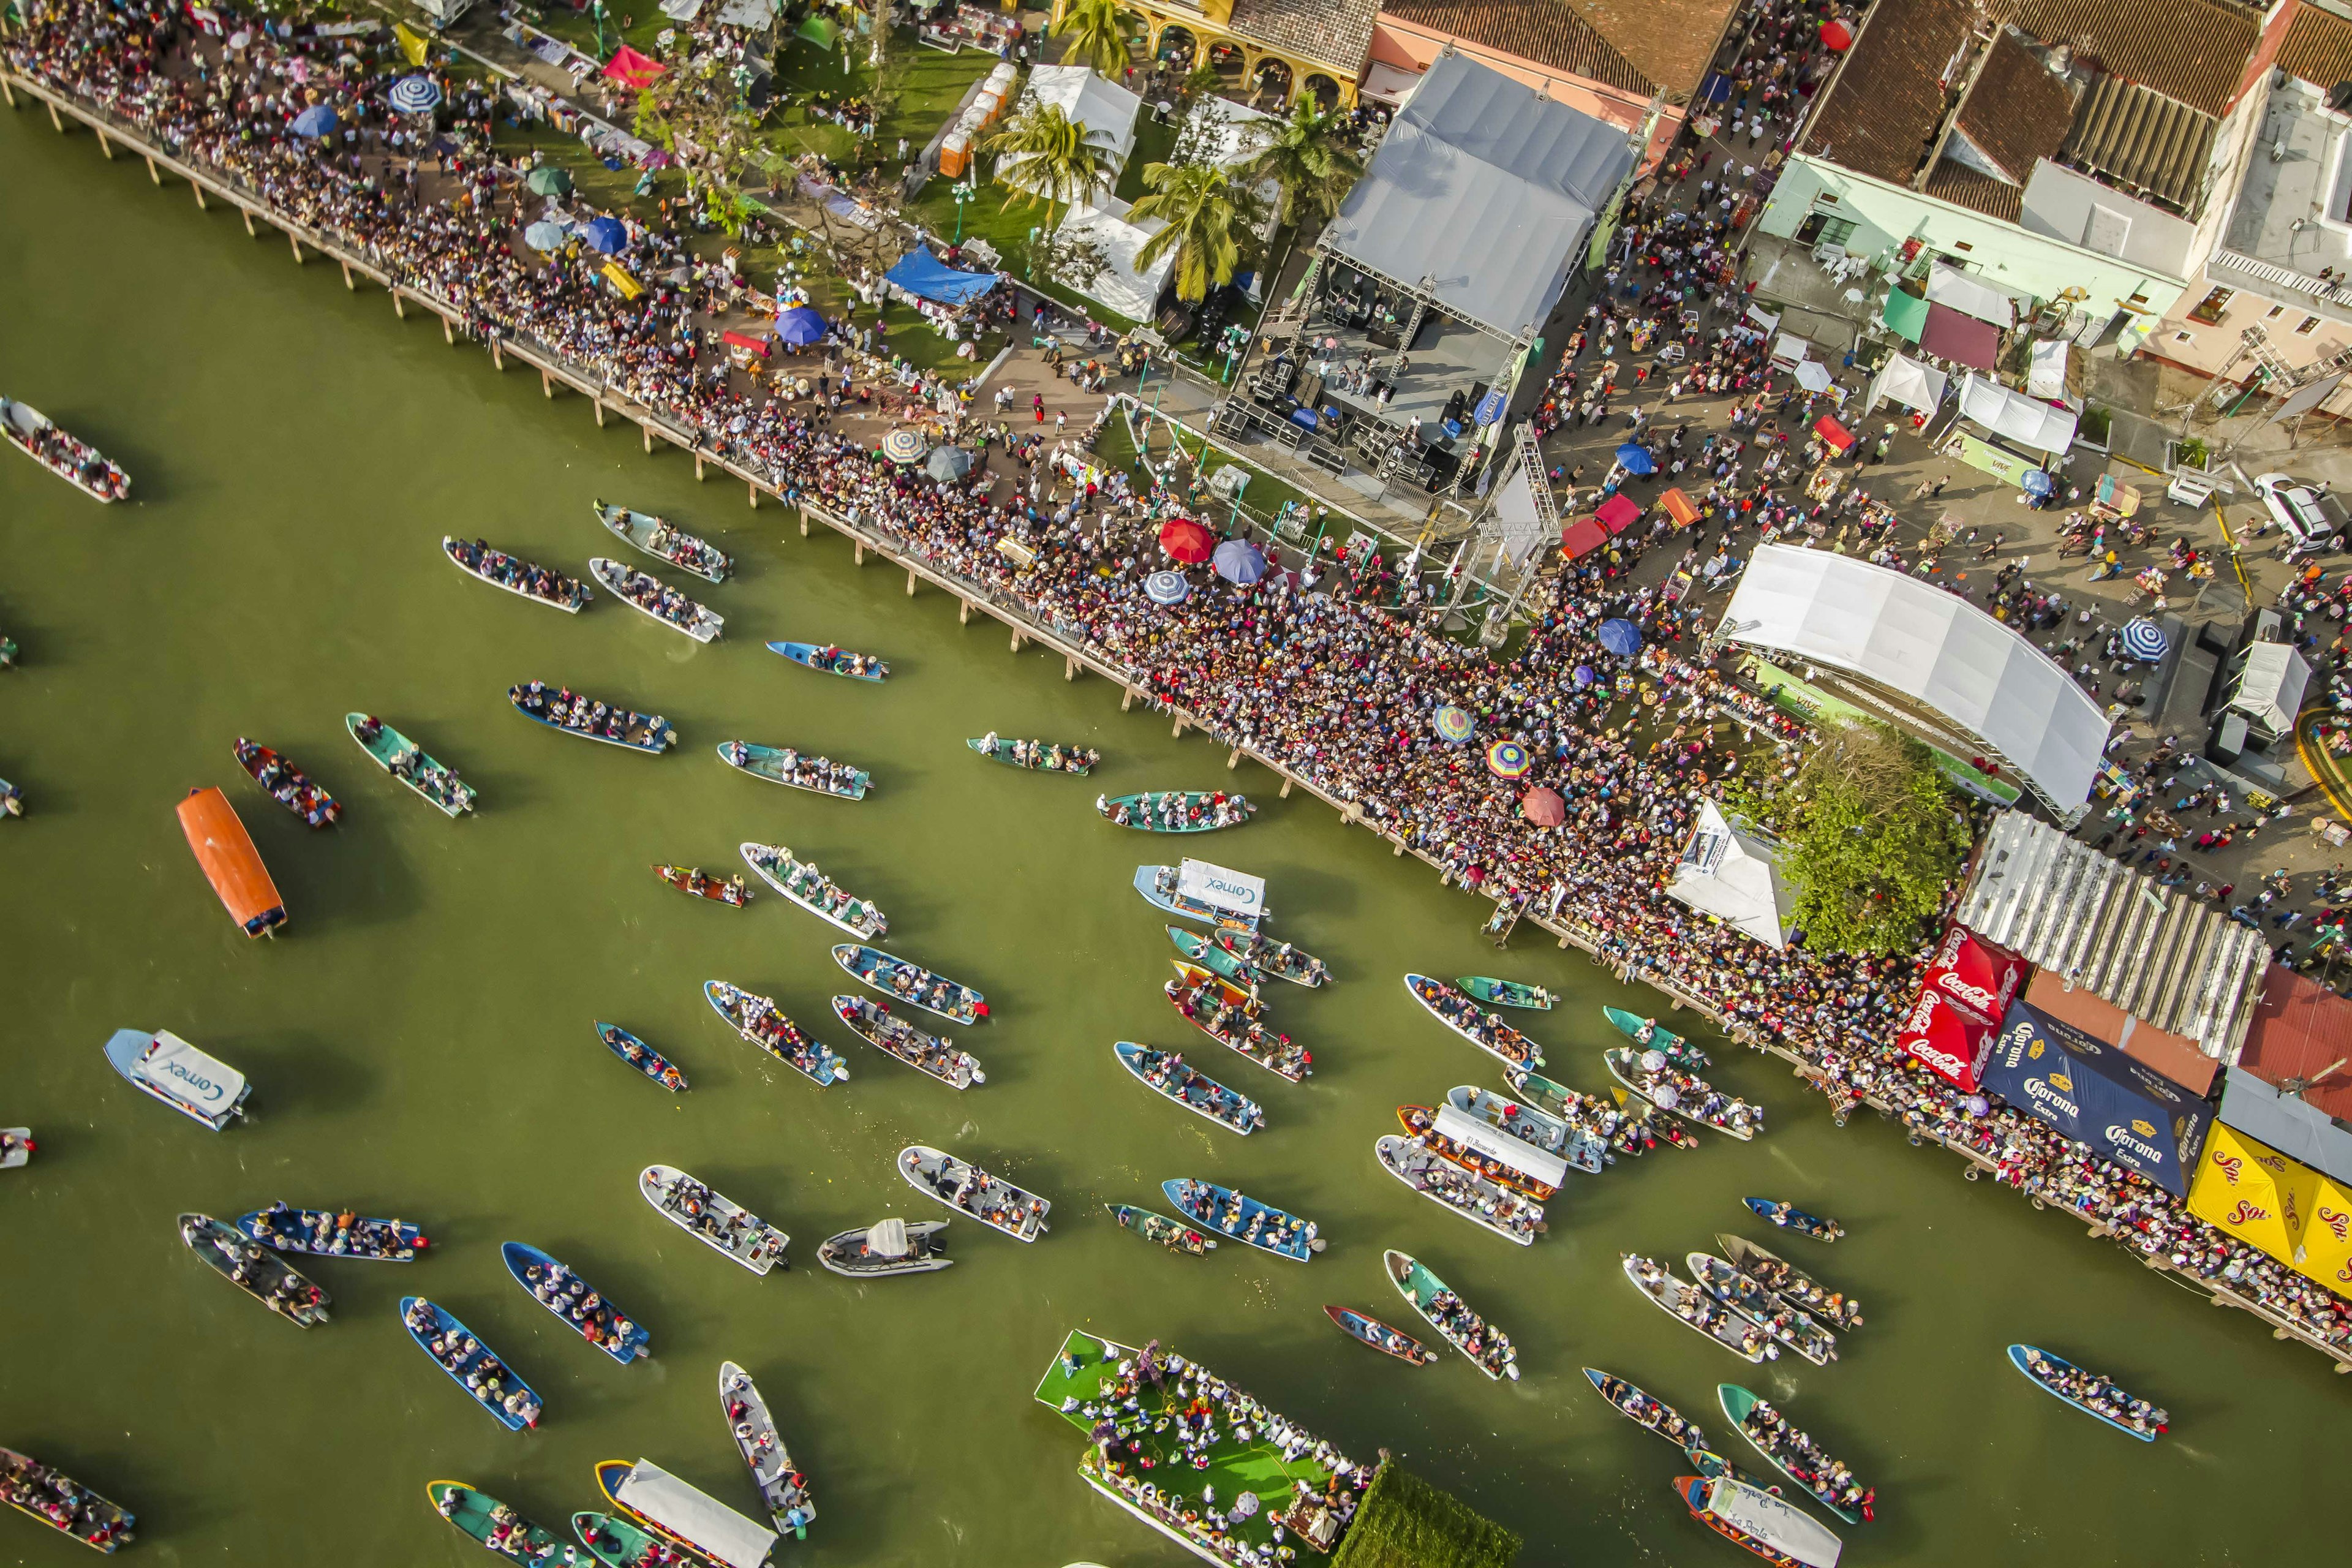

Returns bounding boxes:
[1242,100,1364,231]
[984,102,1118,230]
[1054,0,1132,80]
[1128,162,1264,303]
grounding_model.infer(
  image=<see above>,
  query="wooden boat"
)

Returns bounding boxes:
[598,1022,687,1091]
[1460,976,1553,1009]
[718,741,870,799]
[720,1361,818,1536]
[741,842,888,938]
[1674,1473,1844,1568]
[1215,929,1327,987]
[1114,1042,1262,1135]
[768,639,888,680]
[655,864,751,907]
[1719,1236,1863,1330]
[1163,976,1310,1082]
[1584,1367,1710,1452]
[346,713,476,816]
[639,1164,791,1275]
[1716,1385,1869,1523]
[0,397,127,501]
[1605,1048,1760,1140]
[502,1242,649,1365]
[0,1128,31,1170]
[0,1446,133,1552]
[589,556,723,642]
[595,499,730,581]
[180,1213,331,1327]
[834,943,985,1023]
[968,734,1098,774]
[1621,1254,1768,1363]
[571,1510,677,1567]
[1398,1104,1562,1199]
[1164,1177,1321,1261]
[401,1297,540,1428]
[1170,960,1264,1018]
[1604,1005,1711,1071]
[1325,1305,1436,1365]
[236,1204,426,1261]
[233,739,341,827]
[832,994,983,1088]
[0,634,15,669]
[104,1027,251,1129]
[176,787,287,937]
[509,682,674,753]
[2007,1345,2166,1441]
[1610,1085,1703,1150]
[704,981,849,1087]
[442,535,590,611]
[899,1145,1050,1242]
[1505,1066,1641,1159]
[1376,1134,1544,1244]
[1404,974,1543,1069]
[1687,1253,1837,1366]
[1384,1248,1518,1381]
[816,1217,953,1276]
[1167,925,1257,988]
[1109,1202,1217,1255]
[1133,862,1267,932]
[428,1483,562,1559]
[1447,1084,1605,1175]
[1746,1197,1842,1241]
[1097,789,1256,832]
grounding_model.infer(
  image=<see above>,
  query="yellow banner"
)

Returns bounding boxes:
[2295,1174,2352,1301]
[600,262,643,300]
[2188,1123,2314,1264]
[394,21,431,66]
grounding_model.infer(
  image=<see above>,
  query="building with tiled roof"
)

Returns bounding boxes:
[1049,0,1380,108]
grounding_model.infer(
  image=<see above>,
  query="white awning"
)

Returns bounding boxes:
[1020,64,1140,167]
[1707,1477,1842,1568]
[868,1216,911,1257]
[2228,641,2310,737]
[1923,264,2019,328]
[1866,352,1947,415]
[1055,199,1175,323]
[1177,860,1265,916]
[712,0,771,23]
[1664,800,1792,949]
[1431,1103,1570,1189]
[616,1461,776,1568]
[2027,338,2070,399]
[1359,60,1423,107]
[1957,374,2077,454]
[138,1031,248,1119]
[1770,333,1811,366]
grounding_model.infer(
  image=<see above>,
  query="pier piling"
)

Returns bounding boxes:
[340,259,353,290]
[907,567,918,597]
[96,127,110,157]
[641,421,652,454]
[542,370,553,398]
[190,178,205,209]
[694,453,704,480]
[960,599,973,625]
[288,232,303,264]
[1278,777,1292,798]
[241,207,255,236]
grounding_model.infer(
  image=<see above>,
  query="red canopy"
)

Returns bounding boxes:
[721,330,772,356]
[1659,486,1700,526]
[1924,924,2026,1025]
[1813,415,1853,452]
[1820,18,1853,49]
[603,45,666,88]
[1520,786,1566,827]
[1896,987,1997,1091]
[1560,516,1611,560]
[1159,518,1215,563]
[1919,302,2000,371]
[1596,492,1642,533]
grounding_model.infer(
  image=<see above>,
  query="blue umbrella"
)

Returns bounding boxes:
[1614,443,1656,476]
[1144,570,1191,606]
[522,220,568,251]
[2121,617,2170,662]
[2022,468,2054,497]
[582,216,628,254]
[291,105,339,138]
[775,306,827,346]
[1572,665,1597,687]
[388,75,442,114]
[1597,619,1643,657]
[1212,539,1268,585]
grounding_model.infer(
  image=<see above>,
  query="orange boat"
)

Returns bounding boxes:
[177,788,287,937]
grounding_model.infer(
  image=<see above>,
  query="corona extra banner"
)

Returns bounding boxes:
[1983,1000,2212,1196]
[2188,1124,2316,1263]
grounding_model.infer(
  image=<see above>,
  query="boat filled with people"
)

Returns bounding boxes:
[1585,1367,1710,1452]
[1325,1305,1436,1365]
[1377,1133,1546,1244]
[1164,971,1309,1081]
[180,1213,331,1327]
[1164,1177,1321,1261]
[740,843,888,937]
[968,733,1098,774]
[1170,960,1263,1019]
[236,1203,426,1261]
[428,1483,562,1561]
[1622,1253,1771,1362]
[232,739,341,827]
[1165,925,1257,988]
[704,981,849,1087]
[1133,859,1268,932]
[1674,1472,1844,1568]
[0,777,20,819]
[1605,1047,1761,1140]
[501,1242,649,1365]
[1719,1235,1863,1331]
[570,1508,678,1567]
[816,1217,952,1277]
[594,1458,778,1568]
[1605,1006,1712,1072]
[1461,977,1554,1010]
[1114,1042,1263,1134]
[899,1145,1050,1242]
[1,1446,134,1553]
[1717,1385,1873,1523]
[1396,1104,1566,1201]
[598,1022,687,1091]
[1,1128,31,1170]
[1107,1202,1217,1255]
[595,500,731,581]
[1405,974,1544,1069]
[832,994,983,1088]
[1446,1084,1607,1175]
[400,1297,540,1429]
[1746,1197,1843,1241]
[441,536,590,611]
[1385,1249,1518,1380]
[720,1361,818,1538]
[1097,790,1256,832]
[639,1164,791,1275]
[655,864,750,907]
[768,640,888,681]
[2007,1345,2167,1440]
[1213,929,1327,987]
[345,713,476,816]
[1504,1066,1649,1160]
[590,556,723,642]
[833,944,985,1023]
[104,1027,251,1130]
[1611,1085,1703,1150]
[1688,1253,1839,1366]
[509,681,676,753]
[0,396,128,501]
[718,741,870,799]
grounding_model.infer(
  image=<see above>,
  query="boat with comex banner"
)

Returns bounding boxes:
[346,713,476,816]
[1460,976,1553,1010]
[2007,1344,2167,1440]
[1108,1202,1216,1255]
[571,1510,676,1567]
[502,1242,650,1365]
[1584,1367,1709,1452]
[1447,1084,1606,1174]
[1605,1005,1711,1071]
[899,1145,1050,1241]
[741,843,887,937]
[1384,1248,1518,1380]
[1098,789,1256,832]
[969,733,1098,774]
[1405,974,1543,1068]
[1376,1134,1545,1245]
[1688,1253,1838,1366]
[600,1022,688,1091]
[817,1216,952,1275]
[1324,1305,1436,1364]
[640,1164,791,1275]
[832,994,983,1088]
[233,739,341,827]
[236,1203,426,1261]
[1114,1042,1262,1134]
[180,1213,331,1326]
[1,1446,134,1553]
[591,556,723,642]
[1745,1197,1842,1241]
[705,981,849,1086]
[1719,1235,1863,1330]
[1674,1472,1842,1568]
[720,1362,817,1538]
[1134,859,1268,932]
[1,396,127,501]
[1605,1047,1760,1140]
[428,1483,562,1561]
[1400,1102,1570,1196]
[176,786,287,937]
[104,1027,251,1129]
[595,499,731,581]
[401,1296,541,1429]
[1164,970,1309,1080]
[1165,925,1257,988]
[834,944,985,1023]
[1623,1253,1770,1363]
[718,741,870,799]
[1164,1177,1321,1260]
[442,536,590,611]
[596,1458,778,1568]
[510,681,675,753]
[768,640,888,680]
[1716,1385,1871,1523]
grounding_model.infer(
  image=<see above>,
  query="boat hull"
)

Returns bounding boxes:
[1134,864,1264,932]
[900,1145,1049,1241]
[1405,974,1543,1069]
[235,1208,424,1261]
[816,1220,954,1276]
[427,1483,562,1559]
[740,843,887,937]
[1384,1248,1518,1381]
[442,536,589,611]
[768,640,887,680]
[1376,1136,1540,1245]
[1324,1305,1434,1364]
[704,981,848,1086]
[639,1164,790,1275]
[181,1213,331,1326]
[968,736,1095,774]
[1164,1178,1316,1261]
[2007,1345,2161,1441]
[346,714,474,816]
[596,500,729,581]
[401,1298,538,1428]
[833,944,984,1023]
[1716,1384,1866,1521]
[720,1361,818,1534]
[1746,1197,1841,1240]
[1623,1254,1767,1363]
[502,1241,650,1365]
[0,1447,133,1553]
[590,556,722,641]
[598,1022,687,1091]
[718,742,870,799]
[1114,1042,1259,1134]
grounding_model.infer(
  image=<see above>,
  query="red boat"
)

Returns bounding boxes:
[655,864,750,907]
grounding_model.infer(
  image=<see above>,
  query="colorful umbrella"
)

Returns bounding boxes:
[1486,741,1532,779]
[1433,706,1475,744]
[522,221,568,251]
[388,75,442,114]
[1144,570,1191,605]
[2121,617,2170,661]
[582,216,628,254]
[1614,443,1656,476]
[1821,18,1853,49]
[775,305,827,346]
[1159,518,1215,564]
[290,105,339,138]
[880,429,929,464]
[1597,619,1643,657]
[1572,665,1597,687]
[1520,786,1566,826]
[525,165,573,197]
[1212,539,1268,585]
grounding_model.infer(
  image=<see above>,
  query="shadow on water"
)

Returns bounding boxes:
[232,1028,376,1121]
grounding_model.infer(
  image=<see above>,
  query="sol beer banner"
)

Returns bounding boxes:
[2188,1124,2316,1264]
[2293,1174,2352,1300]
[1982,1000,2213,1197]
[1895,987,1996,1091]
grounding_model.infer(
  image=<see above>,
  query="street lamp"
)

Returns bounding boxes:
[592,0,609,59]
[951,181,976,244]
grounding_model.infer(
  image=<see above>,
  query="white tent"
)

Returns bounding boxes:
[1867,352,1947,415]
[1665,800,1793,949]
[1924,265,2019,328]
[1957,373,2077,454]
[1012,64,1140,172]
[1054,198,1174,323]
[712,0,774,24]
[2228,641,2310,740]
[612,1461,777,1568]
[2027,338,2070,399]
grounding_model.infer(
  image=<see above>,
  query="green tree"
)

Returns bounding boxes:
[984,102,1117,229]
[1053,0,1133,79]
[1128,161,1264,301]
[1241,100,1363,230]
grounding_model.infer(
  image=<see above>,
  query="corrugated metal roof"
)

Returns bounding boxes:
[2059,73,2219,212]
[1956,810,2268,1060]
[2218,1066,2352,1187]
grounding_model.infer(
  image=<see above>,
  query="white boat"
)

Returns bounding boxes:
[639,1164,789,1276]
[719,1362,816,1537]
[1622,1253,1769,1363]
[595,499,730,581]
[589,556,722,643]
[1446,1084,1605,1174]
[441,536,590,611]
[1132,859,1268,932]
[897,1145,1049,1242]
[739,843,887,938]
[1,396,128,501]
[1678,1472,1842,1567]
[1,1128,31,1169]
[1375,1136,1542,1246]
[103,1028,250,1130]
[600,1458,776,1568]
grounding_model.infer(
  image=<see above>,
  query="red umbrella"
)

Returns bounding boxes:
[1814,415,1854,453]
[1821,18,1853,49]
[1520,786,1566,827]
[1159,518,1215,563]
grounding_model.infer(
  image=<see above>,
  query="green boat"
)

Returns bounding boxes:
[347,714,476,816]
[1460,976,1554,1010]
[1716,1384,1869,1524]
[572,1510,674,1567]
[1097,790,1256,832]
[1603,1005,1709,1071]
[1166,925,1256,987]
[426,1482,562,1558]
[968,735,1098,774]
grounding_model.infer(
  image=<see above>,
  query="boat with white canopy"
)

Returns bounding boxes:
[103,1028,250,1129]
[1133,859,1268,932]
[597,1458,777,1568]
[1428,1101,1571,1194]
[1675,1472,1842,1567]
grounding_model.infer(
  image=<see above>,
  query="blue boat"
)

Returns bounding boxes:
[705,981,849,1087]
[2007,1344,2164,1441]
[598,1022,687,1091]
[1163,1177,1321,1261]
[1133,863,1265,933]
[398,1296,541,1430]
[832,944,986,1025]
[508,682,676,753]
[500,1242,650,1365]
[235,1204,427,1260]
[1114,1042,1262,1134]
[1744,1197,1842,1241]
[767,640,889,681]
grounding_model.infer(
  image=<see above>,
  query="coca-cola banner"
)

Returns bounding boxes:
[1894,987,1996,1091]
[1982,1000,2214,1197]
[1923,924,2026,1025]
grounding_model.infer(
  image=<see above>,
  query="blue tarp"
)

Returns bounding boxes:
[1983,1000,2213,1196]
[882,245,1000,307]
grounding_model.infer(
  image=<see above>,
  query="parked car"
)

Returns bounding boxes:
[2252,472,2349,551]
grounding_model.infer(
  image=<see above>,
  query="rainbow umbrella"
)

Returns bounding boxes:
[1433,706,1475,744]
[1486,741,1532,779]
[880,429,928,464]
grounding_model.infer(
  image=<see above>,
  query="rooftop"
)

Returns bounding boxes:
[1226,0,1382,72]
[1377,0,1651,95]
[2012,0,2263,118]
[1923,158,2026,221]
[1951,30,2078,184]
[1798,0,1976,185]
[2279,2,2352,91]
[2216,74,2352,324]
[2057,74,2221,214]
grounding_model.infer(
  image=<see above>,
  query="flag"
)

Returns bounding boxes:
[395,21,430,65]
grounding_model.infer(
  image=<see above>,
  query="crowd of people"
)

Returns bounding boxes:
[444,535,589,608]
[2015,1349,2169,1437]
[708,980,843,1082]
[2,1448,133,1551]
[1626,1253,1779,1360]
[246,1200,420,1259]
[902,1147,1049,1238]
[1126,1044,1267,1133]
[1166,973,1310,1080]
[1097,788,1256,831]
[234,737,342,826]
[834,994,982,1087]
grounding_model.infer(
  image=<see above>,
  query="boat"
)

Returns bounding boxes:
[1404,974,1543,1069]
[1170,960,1264,1018]
[1164,974,1310,1082]
[1719,1236,1863,1331]
[442,535,590,611]
[1,1128,31,1169]
[741,843,888,937]
[571,1510,677,1567]
[595,1458,778,1568]
[0,777,19,818]
[345,713,476,816]
[598,1022,688,1091]
[768,639,888,680]
[1605,1048,1760,1140]
[401,1297,541,1428]
[817,1216,953,1276]
[0,634,14,669]
[1097,789,1256,832]
[1675,1473,1843,1568]
[0,1446,134,1552]
[1460,976,1553,1009]
[179,1213,331,1327]
[1398,1101,1567,1196]
[1114,1042,1262,1134]
[428,1483,562,1559]
[509,682,675,752]
[1166,925,1257,988]
[103,1027,251,1129]
[832,994,983,1088]
[833,943,985,1023]
[1717,1385,1871,1523]
[236,1204,427,1261]
[232,739,341,826]
[2007,1345,2167,1441]
[720,1363,818,1536]
[1688,1253,1838,1366]
[639,1163,791,1275]
[1604,1005,1711,1071]
[502,1242,650,1365]
[1621,1254,1769,1363]
[1745,1197,1842,1241]
[594,499,731,581]
[1446,1085,1606,1175]
[704,981,849,1087]
[589,556,723,642]
[0,396,127,501]
[899,1145,1050,1241]
[176,786,287,937]
[1133,860,1267,932]
[718,740,869,799]
[1376,1134,1544,1245]
[1610,1085,1703,1150]
[1325,1305,1436,1365]
[656,864,751,907]
[968,734,1098,774]
[1504,1066,1643,1160]
[1583,1367,1709,1452]
[1107,1202,1216,1256]
[1215,929,1327,987]
[1384,1248,1518,1381]
[1163,1177,1320,1261]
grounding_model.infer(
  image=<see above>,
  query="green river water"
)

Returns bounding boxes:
[1,104,2343,1568]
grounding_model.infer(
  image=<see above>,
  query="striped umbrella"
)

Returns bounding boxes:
[880,429,928,464]
[2121,617,2170,662]
[1486,740,1532,779]
[1433,706,1475,744]
[1144,570,1191,606]
[388,75,442,114]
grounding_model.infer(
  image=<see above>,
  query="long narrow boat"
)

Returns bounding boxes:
[0,1447,134,1553]
[1605,1048,1760,1140]
[510,682,675,752]
[1170,960,1263,1018]
[1163,976,1310,1081]
[720,1361,818,1537]
[176,787,287,937]
[768,639,888,680]
[1098,790,1256,832]
[704,981,849,1087]
[655,864,750,907]
[104,1027,251,1129]
[1745,1197,1842,1242]
[1719,1235,1863,1330]
[817,1216,953,1276]
[1404,974,1543,1069]
[595,1458,778,1568]
[1446,1084,1605,1175]
[639,1164,790,1275]
[233,739,342,826]
[1688,1253,1838,1366]
[1611,1085,1703,1150]
[1605,1005,1711,1072]
[899,1145,1050,1241]
[1398,1104,1563,1200]
[589,557,723,642]
[1673,1474,1843,1568]
[1325,1305,1436,1365]
[1459,976,1553,1009]
[179,1213,331,1327]
[1584,1367,1710,1452]
[1215,929,1327,987]
[598,1022,688,1091]
[2007,1345,2166,1441]
[834,944,985,1023]
[572,1510,676,1567]
[741,843,888,937]
[1506,1066,1642,1159]
[428,1483,562,1559]
[0,777,20,818]
[345,714,476,816]
[1,1128,32,1169]
[1166,925,1257,988]
[401,1297,540,1428]
[594,499,731,581]
[0,397,128,500]
[832,994,983,1088]
[1716,1385,1871,1523]
[1114,1042,1262,1134]
[1107,1202,1217,1255]
[1163,1177,1320,1261]
[1134,861,1267,932]
[235,1204,427,1261]
[718,741,870,799]
[1384,1249,1518,1381]
[1621,1254,1768,1363]
[1375,1135,1544,1245]
[968,734,1098,774]
[502,1242,650,1365]
[442,536,590,611]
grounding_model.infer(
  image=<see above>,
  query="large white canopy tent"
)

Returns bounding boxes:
[1054,198,1175,323]
[1957,373,2078,454]
[1866,352,1948,416]
[1923,264,2022,328]
[998,66,1142,194]
[2227,641,2310,741]
[1665,801,1794,949]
